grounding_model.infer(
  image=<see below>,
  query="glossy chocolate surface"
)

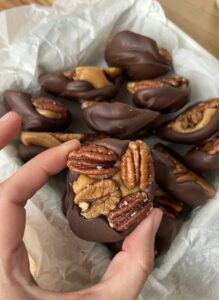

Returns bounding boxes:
[105,31,172,80]
[39,71,122,102]
[157,100,219,144]
[132,77,190,113]
[152,143,215,207]
[83,101,161,139]
[3,90,71,131]
[64,138,153,243]
[184,133,219,173]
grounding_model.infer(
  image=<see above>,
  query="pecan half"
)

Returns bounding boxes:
[21,131,85,148]
[64,66,112,89]
[107,191,152,231]
[32,97,68,120]
[202,137,219,155]
[120,141,154,190]
[67,144,118,179]
[74,179,121,219]
[127,76,188,94]
[170,99,219,133]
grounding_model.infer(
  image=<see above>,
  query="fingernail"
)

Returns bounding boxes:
[0,112,13,123]
[152,209,163,233]
[61,139,81,148]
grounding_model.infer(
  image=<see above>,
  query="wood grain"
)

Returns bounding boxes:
[0,0,218,57]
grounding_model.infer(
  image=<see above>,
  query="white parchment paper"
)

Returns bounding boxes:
[0,0,219,299]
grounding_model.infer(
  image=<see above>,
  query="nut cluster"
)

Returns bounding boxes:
[67,141,154,231]
[202,137,219,155]
[170,99,219,133]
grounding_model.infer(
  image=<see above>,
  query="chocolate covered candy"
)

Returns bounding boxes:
[127,76,190,113]
[4,90,71,131]
[39,66,123,102]
[105,30,172,80]
[184,133,219,173]
[64,138,155,243]
[152,143,216,207]
[19,131,105,161]
[157,98,219,144]
[82,101,161,139]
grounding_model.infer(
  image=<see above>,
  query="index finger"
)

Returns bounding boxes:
[0,140,80,256]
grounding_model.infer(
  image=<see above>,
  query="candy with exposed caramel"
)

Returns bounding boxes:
[3,90,71,131]
[153,143,216,207]
[184,133,219,173]
[128,76,190,113]
[158,99,219,144]
[105,30,172,80]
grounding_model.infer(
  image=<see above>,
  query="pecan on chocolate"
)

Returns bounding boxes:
[107,191,152,231]
[32,97,68,120]
[120,140,154,190]
[170,99,219,133]
[74,179,121,219]
[64,66,112,89]
[67,144,119,179]
[127,76,188,94]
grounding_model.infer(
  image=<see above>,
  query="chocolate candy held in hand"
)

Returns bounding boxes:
[157,98,219,144]
[3,90,71,131]
[19,131,105,161]
[152,143,216,207]
[39,66,123,102]
[105,30,172,80]
[82,101,161,139]
[64,138,155,243]
[127,76,190,113]
[184,133,219,173]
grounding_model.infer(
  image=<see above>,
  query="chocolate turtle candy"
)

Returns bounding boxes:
[82,101,161,139]
[157,98,219,144]
[39,66,123,102]
[152,143,216,207]
[184,132,219,173]
[127,76,190,113]
[3,90,71,131]
[105,30,172,80]
[64,138,155,243]
[18,131,106,161]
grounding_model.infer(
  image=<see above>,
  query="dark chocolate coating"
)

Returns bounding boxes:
[19,144,46,162]
[133,81,190,113]
[3,90,71,131]
[152,144,212,207]
[105,31,172,80]
[184,134,219,173]
[64,138,154,243]
[39,71,122,102]
[83,102,161,139]
[155,215,183,256]
[157,101,219,144]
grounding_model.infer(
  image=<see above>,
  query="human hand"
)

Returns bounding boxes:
[0,112,163,300]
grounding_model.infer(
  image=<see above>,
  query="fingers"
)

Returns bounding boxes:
[100,208,163,300]
[0,112,21,149]
[0,140,80,256]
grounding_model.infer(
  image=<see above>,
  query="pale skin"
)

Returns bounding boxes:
[0,112,163,300]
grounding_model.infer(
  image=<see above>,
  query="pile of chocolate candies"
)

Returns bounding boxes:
[5,31,219,256]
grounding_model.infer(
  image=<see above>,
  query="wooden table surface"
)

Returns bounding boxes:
[0,0,218,56]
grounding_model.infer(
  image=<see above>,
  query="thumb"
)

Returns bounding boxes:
[101,208,163,300]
